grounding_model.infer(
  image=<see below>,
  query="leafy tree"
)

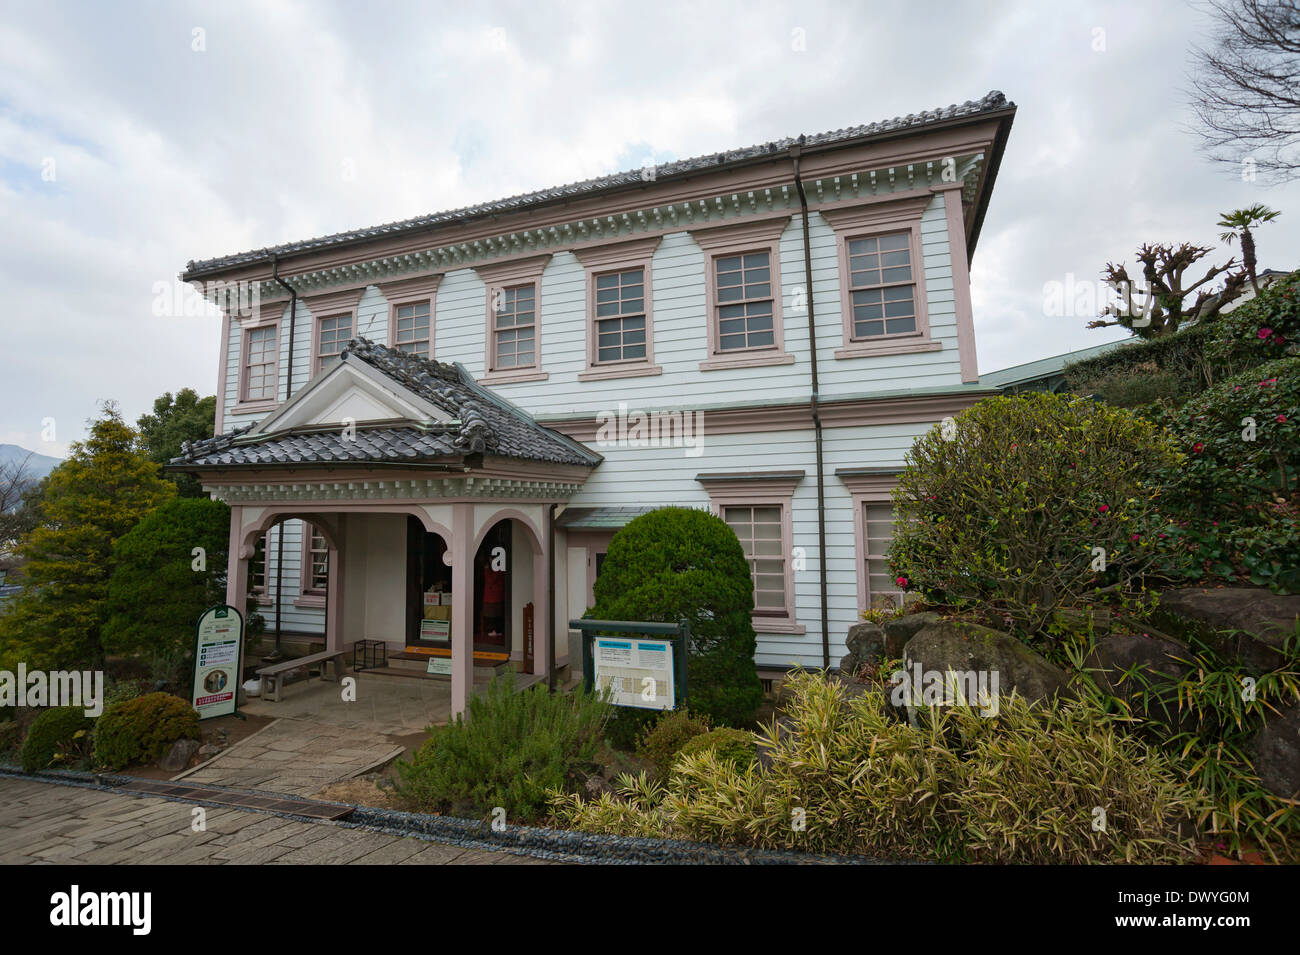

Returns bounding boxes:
[1089,242,1247,339]
[136,389,217,497]
[0,404,175,669]
[103,497,230,680]
[586,507,763,734]
[1218,205,1283,293]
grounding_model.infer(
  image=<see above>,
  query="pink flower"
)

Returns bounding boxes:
[1097,504,1109,513]
[1131,533,1140,541]
[1192,442,1204,453]
[895,576,908,587]
[1260,378,1278,388]
[1278,415,1289,423]
[1258,327,1274,339]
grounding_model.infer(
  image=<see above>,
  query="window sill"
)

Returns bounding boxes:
[834,338,942,359]
[699,352,796,372]
[752,617,806,635]
[577,364,663,382]
[479,369,549,385]
[233,399,278,414]
[253,594,275,607]
[294,595,327,609]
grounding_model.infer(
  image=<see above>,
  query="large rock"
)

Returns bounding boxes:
[158,738,200,772]
[1084,633,1195,733]
[901,620,1072,713]
[1246,703,1300,800]
[845,621,886,661]
[1160,587,1300,673]
[882,611,943,658]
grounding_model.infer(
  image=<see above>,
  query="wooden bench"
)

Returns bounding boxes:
[256,650,348,703]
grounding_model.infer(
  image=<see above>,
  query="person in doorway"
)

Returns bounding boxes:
[482,566,505,639]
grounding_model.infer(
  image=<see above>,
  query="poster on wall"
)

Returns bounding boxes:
[191,605,244,720]
[592,638,676,711]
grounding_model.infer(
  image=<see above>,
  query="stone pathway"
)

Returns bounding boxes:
[179,719,405,797]
[0,776,554,865]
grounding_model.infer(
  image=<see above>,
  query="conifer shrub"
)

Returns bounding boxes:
[635,709,710,778]
[20,706,95,772]
[92,692,200,770]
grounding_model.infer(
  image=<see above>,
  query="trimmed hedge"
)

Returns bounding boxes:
[92,692,201,770]
[20,706,95,772]
[1063,322,1216,407]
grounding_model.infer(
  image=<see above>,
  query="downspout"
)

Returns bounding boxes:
[790,139,831,671]
[268,255,299,661]
[547,503,557,692]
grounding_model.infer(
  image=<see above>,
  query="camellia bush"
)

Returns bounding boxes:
[888,392,1181,631]
[1204,270,1300,373]
[587,507,764,736]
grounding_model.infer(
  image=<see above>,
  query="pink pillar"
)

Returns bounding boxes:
[450,503,475,719]
[226,505,248,619]
[531,529,551,677]
[326,515,345,653]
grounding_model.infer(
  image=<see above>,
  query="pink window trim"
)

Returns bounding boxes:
[820,195,934,360]
[305,287,365,378]
[294,521,328,608]
[698,470,805,634]
[839,471,902,613]
[234,309,282,414]
[473,253,552,384]
[380,274,441,359]
[574,236,663,381]
[688,215,794,372]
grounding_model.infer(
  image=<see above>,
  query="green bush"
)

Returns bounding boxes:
[888,393,1180,631]
[1063,322,1217,406]
[394,674,611,822]
[20,706,95,772]
[92,692,200,770]
[587,507,763,732]
[676,727,757,771]
[1204,270,1300,372]
[552,673,1197,863]
[636,709,710,777]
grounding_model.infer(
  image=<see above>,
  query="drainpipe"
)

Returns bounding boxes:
[267,256,299,661]
[790,139,831,671]
[546,503,557,692]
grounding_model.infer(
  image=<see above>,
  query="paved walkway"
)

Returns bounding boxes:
[239,672,456,734]
[0,776,555,865]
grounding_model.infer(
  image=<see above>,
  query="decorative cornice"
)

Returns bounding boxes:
[571,234,663,269]
[472,253,552,286]
[688,214,791,250]
[377,273,441,302]
[818,194,931,234]
[207,475,584,504]
[302,286,365,316]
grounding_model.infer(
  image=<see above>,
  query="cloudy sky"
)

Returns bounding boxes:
[2,0,1297,457]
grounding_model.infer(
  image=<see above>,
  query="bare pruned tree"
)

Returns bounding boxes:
[1190,0,1300,181]
[0,453,40,555]
[1088,242,1247,338]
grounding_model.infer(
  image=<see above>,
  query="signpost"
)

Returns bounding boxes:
[570,618,689,712]
[191,604,245,720]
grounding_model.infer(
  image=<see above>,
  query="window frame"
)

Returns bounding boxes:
[249,530,274,607]
[698,470,805,634]
[295,521,329,608]
[838,469,906,613]
[689,216,795,372]
[305,287,365,378]
[381,274,440,360]
[474,254,552,384]
[574,236,663,381]
[235,312,281,413]
[820,195,938,360]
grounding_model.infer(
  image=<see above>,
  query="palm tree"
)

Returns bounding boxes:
[1218,205,1282,294]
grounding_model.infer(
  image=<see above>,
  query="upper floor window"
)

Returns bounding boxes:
[847,232,916,339]
[316,314,352,374]
[474,254,551,385]
[492,284,537,370]
[574,235,662,382]
[595,268,647,363]
[381,274,440,362]
[241,323,278,404]
[689,216,794,372]
[394,302,431,357]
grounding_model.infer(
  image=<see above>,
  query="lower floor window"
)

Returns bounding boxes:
[863,502,902,608]
[723,504,788,614]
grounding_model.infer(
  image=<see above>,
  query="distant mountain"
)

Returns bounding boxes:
[0,445,62,481]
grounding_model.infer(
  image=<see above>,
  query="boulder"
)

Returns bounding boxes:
[882,611,943,657]
[846,621,886,662]
[901,620,1073,712]
[1246,703,1300,800]
[1160,587,1300,673]
[158,738,200,772]
[1084,633,1195,733]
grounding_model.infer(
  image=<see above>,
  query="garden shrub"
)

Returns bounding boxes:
[636,709,710,778]
[393,673,611,822]
[1147,357,1299,592]
[1063,322,1217,405]
[551,672,1197,863]
[20,706,95,772]
[675,727,757,771]
[92,692,200,770]
[1204,270,1300,372]
[587,507,764,733]
[888,392,1180,631]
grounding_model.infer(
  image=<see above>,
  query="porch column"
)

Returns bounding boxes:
[450,503,474,719]
[326,515,345,653]
[532,524,551,678]
[225,504,248,619]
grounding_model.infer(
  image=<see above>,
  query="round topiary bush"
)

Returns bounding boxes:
[889,393,1180,631]
[675,726,757,771]
[20,706,95,772]
[587,507,764,735]
[93,692,201,771]
[636,709,711,777]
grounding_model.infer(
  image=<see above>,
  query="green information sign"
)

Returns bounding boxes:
[191,604,244,720]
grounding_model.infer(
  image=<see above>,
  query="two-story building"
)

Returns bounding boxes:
[172,91,1016,716]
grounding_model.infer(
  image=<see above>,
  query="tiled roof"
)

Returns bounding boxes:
[171,338,602,469]
[184,92,1013,277]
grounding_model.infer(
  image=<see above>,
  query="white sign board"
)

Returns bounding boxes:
[592,638,675,710]
[192,605,244,720]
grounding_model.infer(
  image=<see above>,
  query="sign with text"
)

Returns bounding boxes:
[191,605,244,720]
[592,637,675,710]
